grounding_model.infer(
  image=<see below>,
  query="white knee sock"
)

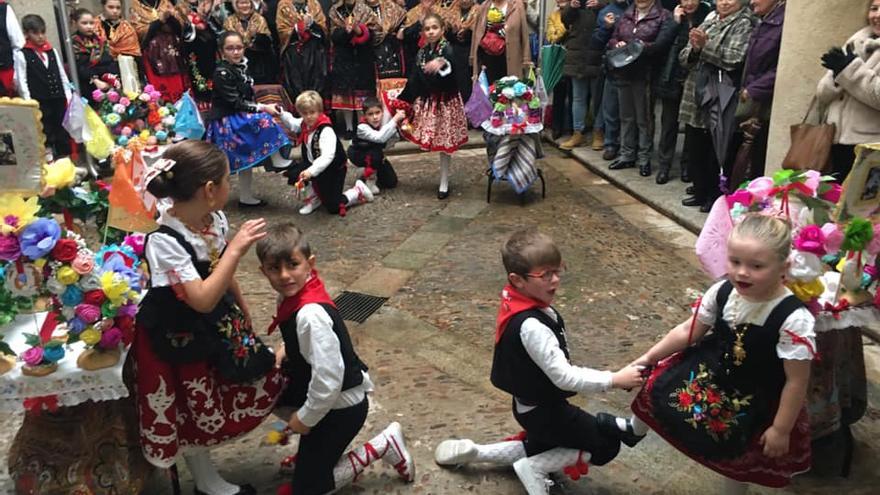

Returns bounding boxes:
[513,448,588,495]
[343,110,354,132]
[270,150,292,169]
[183,450,239,495]
[439,153,451,192]
[616,415,650,436]
[722,477,748,495]
[237,169,259,204]
[474,441,527,465]
[331,423,411,489]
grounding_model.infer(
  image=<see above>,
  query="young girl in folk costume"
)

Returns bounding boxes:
[71,8,120,95]
[207,31,292,207]
[399,0,450,82]
[618,214,816,494]
[396,12,467,199]
[184,0,224,109]
[366,0,406,79]
[136,140,286,495]
[95,0,142,61]
[448,0,477,101]
[224,0,278,85]
[276,0,329,101]
[129,0,190,102]
[329,0,376,139]
[0,1,24,97]
[282,90,375,215]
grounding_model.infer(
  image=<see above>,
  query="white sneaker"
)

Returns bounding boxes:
[298,198,321,215]
[366,179,381,195]
[381,422,415,482]
[513,457,553,495]
[434,439,478,466]
[354,180,374,203]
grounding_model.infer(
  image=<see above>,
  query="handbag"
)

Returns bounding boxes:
[781,97,835,172]
[480,31,506,56]
[606,40,644,70]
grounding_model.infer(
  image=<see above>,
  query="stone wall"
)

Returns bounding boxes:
[765,0,870,173]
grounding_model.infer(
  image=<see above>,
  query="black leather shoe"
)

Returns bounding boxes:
[700,200,714,213]
[437,188,450,200]
[596,412,646,448]
[681,196,702,207]
[685,185,695,195]
[238,199,267,208]
[602,149,618,161]
[680,168,692,183]
[608,159,635,170]
[195,484,256,495]
[655,166,670,184]
[639,162,652,177]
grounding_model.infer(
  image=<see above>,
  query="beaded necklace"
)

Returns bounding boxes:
[418,38,447,70]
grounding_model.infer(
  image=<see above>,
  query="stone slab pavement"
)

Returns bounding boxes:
[2,144,878,495]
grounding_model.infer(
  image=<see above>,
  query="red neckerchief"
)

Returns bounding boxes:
[24,40,52,52]
[297,113,332,146]
[495,284,548,344]
[267,270,336,334]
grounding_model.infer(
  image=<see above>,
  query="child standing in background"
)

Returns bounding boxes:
[70,8,119,95]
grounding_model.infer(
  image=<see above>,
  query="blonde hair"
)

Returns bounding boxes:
[730,214,792,261]
[501,228,562,275]
[295,90,323,113]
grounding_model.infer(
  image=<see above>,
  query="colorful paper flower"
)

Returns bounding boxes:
[788,251,823,282]
[78,272,102,291]
[107,90,120,103]
[841,218,874,252]
[821,223,844,254]
[43,158,77,189]
[80,328,101,346]
[42,344,65,363]
[820,182,842,203]
[56,266,80,285]
[51,238,79,262]
[75,303,102,324]
[19,218,61,259]
[123,234,145,257]
[793,225,826,256]
[99,327,123,349]
[101,271,131,306]
[21,347,44,366]
[68,317,86,335]
[726,189,753,208]
[0,234,20,261]
[46,276,66,295]
[104,113,122,126]
[119,97,131,107]
[746,177,775,201]
[72,251,95,275]
[61,285,84,306]
[0,194,40,235]
[82,289,106,306]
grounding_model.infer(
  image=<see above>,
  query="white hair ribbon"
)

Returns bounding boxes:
[144,158,178,187]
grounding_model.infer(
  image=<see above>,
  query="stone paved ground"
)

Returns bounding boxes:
[2,147,879,494]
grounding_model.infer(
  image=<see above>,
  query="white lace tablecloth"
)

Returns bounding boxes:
[815,271,880,333]
[0,312,130,412]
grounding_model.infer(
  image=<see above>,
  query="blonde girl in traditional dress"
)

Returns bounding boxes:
[396,12,467,198]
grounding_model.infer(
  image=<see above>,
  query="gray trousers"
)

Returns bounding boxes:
[657,96,682,170]
[617,78,653,166]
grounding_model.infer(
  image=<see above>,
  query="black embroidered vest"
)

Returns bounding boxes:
[23,48,64,99]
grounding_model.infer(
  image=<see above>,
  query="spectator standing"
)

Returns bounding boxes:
[592,0,628,160]
[559,0,602,151]
[470,0,532,83]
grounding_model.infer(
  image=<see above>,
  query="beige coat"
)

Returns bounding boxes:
[469,0,532,79]
[816,27,880,145]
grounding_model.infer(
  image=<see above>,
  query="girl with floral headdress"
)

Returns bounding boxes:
[224,0,278,84]
[329,0,377,138]
[129,0,190,102]
[276,0,329,100]
[396,12,467,199]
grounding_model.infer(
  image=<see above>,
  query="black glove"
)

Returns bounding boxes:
[821,46,857,77]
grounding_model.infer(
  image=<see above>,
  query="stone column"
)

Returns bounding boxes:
[765,0,869,173]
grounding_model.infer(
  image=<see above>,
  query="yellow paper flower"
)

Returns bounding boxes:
[787,278,825,302]
[0,194,40,234]
[265,430,284,445]
[487,7,504,23]
[80,327,102,346]
[34,258,47,269]
[101,271,130,305]
[56,266,80,285]
[43,158,76,189]
[139,130,151,140]
[158,107,170,117]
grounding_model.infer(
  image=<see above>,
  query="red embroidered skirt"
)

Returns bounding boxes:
[400,93,468,153]
[631,352,812,487]
[133,324,286,468]
[142,58,188,104]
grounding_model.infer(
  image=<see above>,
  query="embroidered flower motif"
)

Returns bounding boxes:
[668,363,752,442]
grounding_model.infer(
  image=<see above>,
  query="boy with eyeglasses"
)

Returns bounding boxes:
[434,228,644,495]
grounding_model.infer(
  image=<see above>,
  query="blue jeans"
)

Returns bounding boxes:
[571,77,591,132]
[602,76,620,151]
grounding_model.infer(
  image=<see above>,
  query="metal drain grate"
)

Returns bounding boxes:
[333,291,389,323]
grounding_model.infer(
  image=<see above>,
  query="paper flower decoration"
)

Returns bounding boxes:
[0,194,40,235]
[43,158,77,189]
[19,218,61,259]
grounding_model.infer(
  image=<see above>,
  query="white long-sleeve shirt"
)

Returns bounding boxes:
[356,120,399,148]
[4,5,24,51]
[13,47,72,101]
[294,303,373,427]
[279,112,338,178]
[516,307,613,412]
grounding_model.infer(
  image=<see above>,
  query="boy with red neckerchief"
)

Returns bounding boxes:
[257,223,415,495]
[434,228,645,495]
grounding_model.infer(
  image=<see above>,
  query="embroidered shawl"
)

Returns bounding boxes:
[276,0,328,48]
[328,0,376,31]
[223,11,272,48]
[71,33,109,66]
[95,17,142,57]
[364,0,405,44]
[129,0,189,41]
[403,1,455,29]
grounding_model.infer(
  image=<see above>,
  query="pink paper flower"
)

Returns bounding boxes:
[821,223,844,254]
[72,251,95,275]
[0,234,21,261]
[92,89,105,102]
[726,189,753,208]
[802,170,821,196]
[107,90,120,103]
[99,327,123,349]
[119,97,131,107]
[821,183,842,203]
[123,233,145,256]
[746,177,775,201]
[794,225,826,256]
[75,303,102,324]
[144,84,155,93]
[22,347,44,367]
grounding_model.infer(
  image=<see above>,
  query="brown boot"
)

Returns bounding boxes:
[559,131,585,150]
[591,130,604,151]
